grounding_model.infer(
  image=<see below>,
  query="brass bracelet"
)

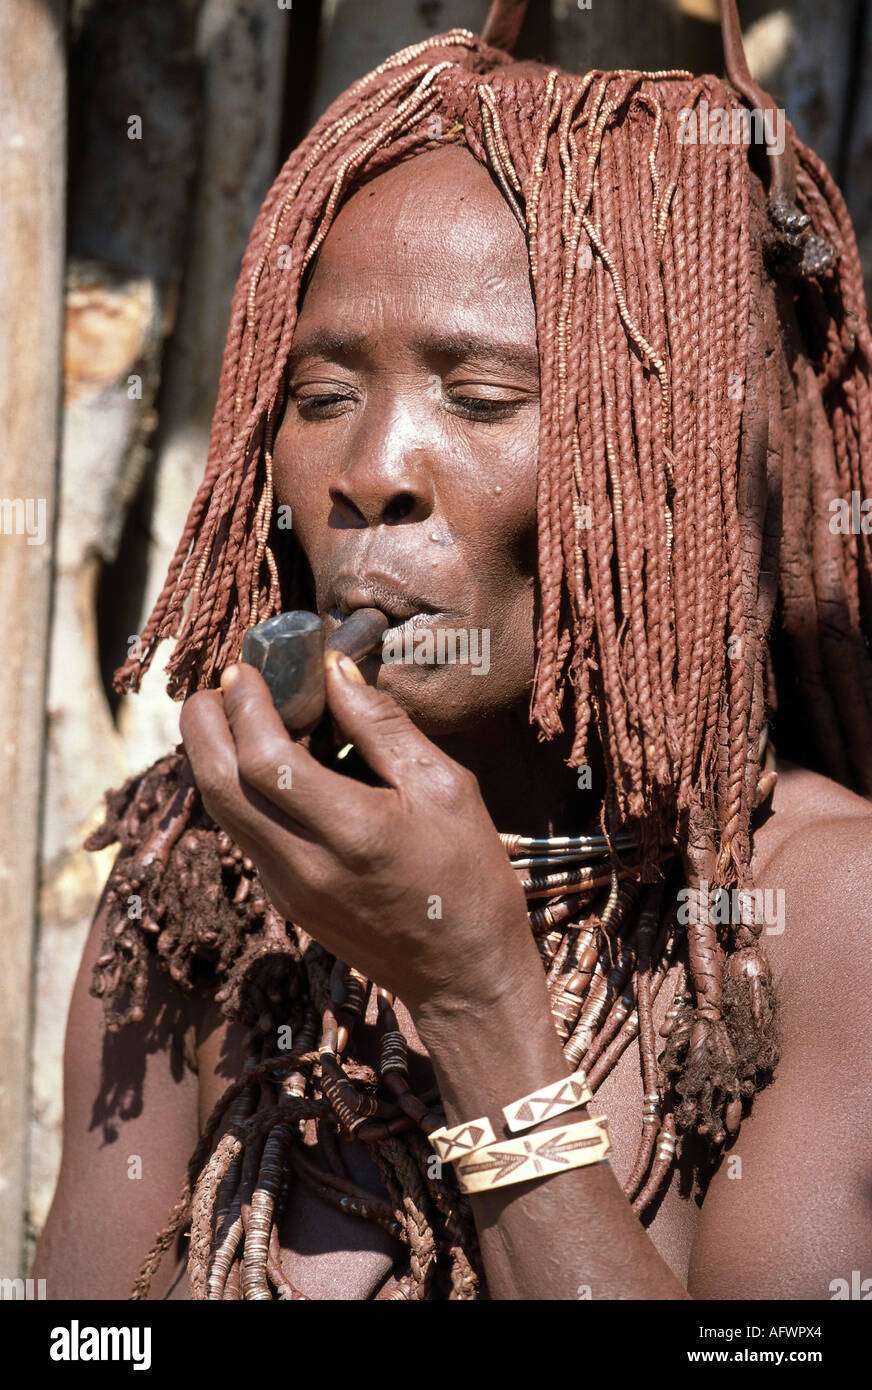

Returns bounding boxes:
[454,1116,612,1194]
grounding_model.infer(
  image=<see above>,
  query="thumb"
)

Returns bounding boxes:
[324,651,442,789]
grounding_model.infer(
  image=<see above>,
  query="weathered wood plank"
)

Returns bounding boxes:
[29,0,293,1247]
[119,0,292,767]
[306,0,492,124]
[0,0,66,1279]
[29,0,203,1248]
[843,1,872,295]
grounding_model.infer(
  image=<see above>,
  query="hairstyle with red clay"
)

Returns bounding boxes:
[88,20,872,1299]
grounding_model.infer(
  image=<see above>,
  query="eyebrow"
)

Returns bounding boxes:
[419,332,540,375]
[285,328,540,375]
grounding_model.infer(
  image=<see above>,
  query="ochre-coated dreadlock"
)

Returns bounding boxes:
[88,21,872,1299]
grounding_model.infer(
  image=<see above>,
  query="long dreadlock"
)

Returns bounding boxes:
[87,12,872,1299]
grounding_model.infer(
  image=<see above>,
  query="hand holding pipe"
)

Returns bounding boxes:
[241,607,388,736]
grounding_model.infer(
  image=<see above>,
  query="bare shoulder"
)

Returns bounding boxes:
[756,757,872,859]
[687,763,872,1298]
[752,759,872,1007]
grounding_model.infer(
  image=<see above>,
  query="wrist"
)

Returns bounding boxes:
[412,922,540,1053]
[412,955,569,1124]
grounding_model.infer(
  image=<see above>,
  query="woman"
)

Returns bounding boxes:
[34,4,872,1299]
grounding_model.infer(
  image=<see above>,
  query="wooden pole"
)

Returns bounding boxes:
[0,0,66,1278]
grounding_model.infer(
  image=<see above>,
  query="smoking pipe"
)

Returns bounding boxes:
[241,606,388,736]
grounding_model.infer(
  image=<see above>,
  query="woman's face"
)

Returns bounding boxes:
[273,145,540,737]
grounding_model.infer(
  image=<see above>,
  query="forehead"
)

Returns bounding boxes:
[295,145,535,341]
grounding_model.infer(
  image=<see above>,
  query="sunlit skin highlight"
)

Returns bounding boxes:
[275,145,583,830]
[32,45,872,1304]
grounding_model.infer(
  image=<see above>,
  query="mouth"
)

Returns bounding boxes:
[329,574,446,630]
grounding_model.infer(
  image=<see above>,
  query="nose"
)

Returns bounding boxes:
[329,409,437,527]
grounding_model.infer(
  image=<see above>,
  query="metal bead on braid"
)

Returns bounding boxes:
[380,1030,409,1075]
[642,1092,662,1127]
[503,830,683,1204]
[656,1125,677,1167]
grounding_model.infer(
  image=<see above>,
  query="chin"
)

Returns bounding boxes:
[371,658,523,738]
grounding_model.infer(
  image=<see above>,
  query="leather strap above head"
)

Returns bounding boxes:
[482,1,789,195]
[478,0,828,275]
[481,0,529,54]
[719,0,796,206]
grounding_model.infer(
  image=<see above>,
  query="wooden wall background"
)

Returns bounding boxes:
[1,0,869,1279]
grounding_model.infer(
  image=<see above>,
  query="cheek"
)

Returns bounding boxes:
[449,433,539,714]
[272,399,541,722]
[272,419,333,585]
[448,415,540,601]
[375,608,536,734]
[274,403,539,574]
[385,460,539,728]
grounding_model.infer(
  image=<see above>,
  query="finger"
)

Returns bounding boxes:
[219,662,386,841]
[179,686,297,849]
[179,689,239,806]
[323,651,458,793]
[180,688,340,918]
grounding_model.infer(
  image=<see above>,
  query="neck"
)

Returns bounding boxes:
[433,706,605,837]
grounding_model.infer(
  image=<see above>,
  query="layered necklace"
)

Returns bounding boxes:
[295,826,686,1224]
[500,829,686,1209]
[181,819,685,1302]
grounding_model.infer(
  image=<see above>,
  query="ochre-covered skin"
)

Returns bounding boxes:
[33,138,872,1300]
[278,148,543,745]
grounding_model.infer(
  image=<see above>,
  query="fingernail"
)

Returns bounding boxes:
[220,664,241,690]
[327,651,365,685]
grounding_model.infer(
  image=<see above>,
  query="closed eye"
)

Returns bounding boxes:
[447,395,531,422]
[292,390,356,420]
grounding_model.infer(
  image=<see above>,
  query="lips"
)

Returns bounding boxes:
[330,572,445,625]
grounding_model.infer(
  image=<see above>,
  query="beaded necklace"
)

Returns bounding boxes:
[218,827,684,1300]
[503,830,685,1204]
[118,753,687,1300]
[297,826,684,1215]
